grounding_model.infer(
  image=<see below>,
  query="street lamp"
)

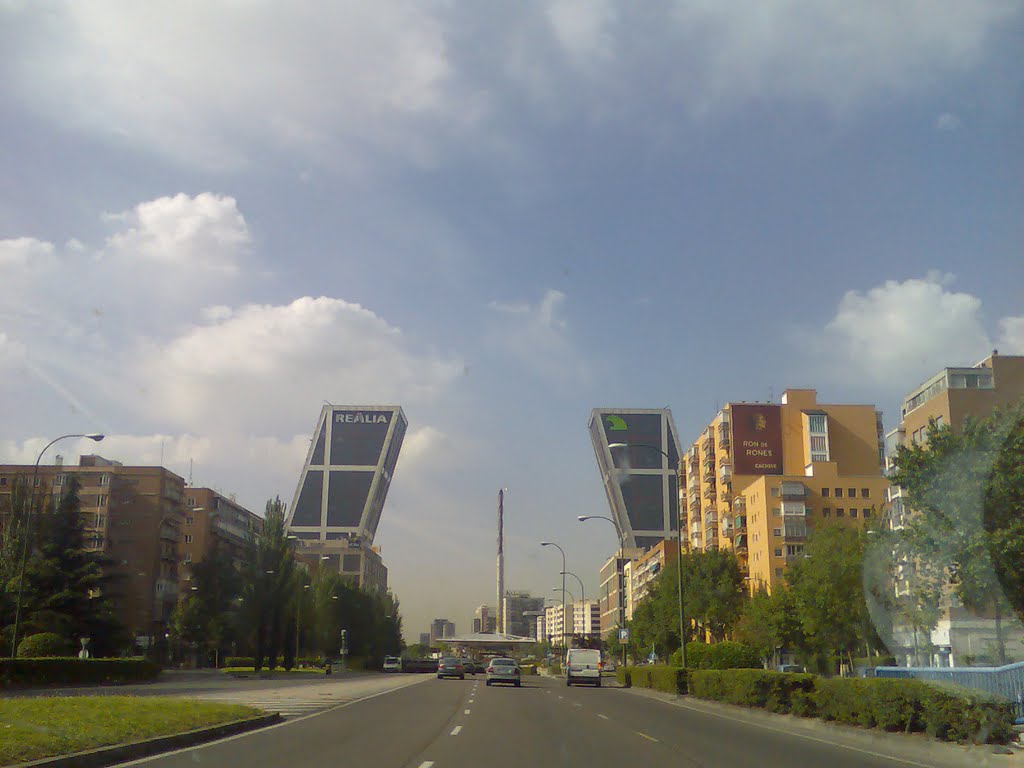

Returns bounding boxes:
[11,432,104,658]
[609,441,687,670]
[540,542,567,648]
[577,514,627,651]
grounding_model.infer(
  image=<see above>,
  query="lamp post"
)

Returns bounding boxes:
[608,441,687,670]
[11,432,104,658]
[561,570,587,642]
[540,541,567,648]
[577,513,628,660]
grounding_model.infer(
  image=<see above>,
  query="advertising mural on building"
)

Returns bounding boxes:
[730,403,783,475]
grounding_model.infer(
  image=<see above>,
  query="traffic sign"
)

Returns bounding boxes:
[618,628,629,642]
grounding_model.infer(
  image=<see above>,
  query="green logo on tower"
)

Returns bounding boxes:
[606,415,628,431]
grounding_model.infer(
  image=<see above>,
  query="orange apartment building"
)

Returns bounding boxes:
[680,389,889,592]
[180,487,263,590]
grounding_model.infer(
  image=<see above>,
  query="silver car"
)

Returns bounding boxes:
[485,657,521,687]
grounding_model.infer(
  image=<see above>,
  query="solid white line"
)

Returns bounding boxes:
[418,763,434,768]
[597,714,609,720]
[464,709,471,715]
[450,725,463,736]
[634,731,659,743]
[115,677,432,766]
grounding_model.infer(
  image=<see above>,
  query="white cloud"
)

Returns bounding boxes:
[137,296,463,433]
[998,317,1024,354]
[102,193,250,274]
[936,112,963,132]
[799,273,1018,399]
[1,2,1016,166]
[487,288,587,384]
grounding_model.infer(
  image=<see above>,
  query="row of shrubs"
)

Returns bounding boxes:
[0,658,161,688]
[223,656,323,669]
[616,666,1016,744]
[668,641,762,670]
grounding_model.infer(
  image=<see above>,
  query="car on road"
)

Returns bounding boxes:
[383,655,402,672]
[485,657,521,687]
[565,648,602,687]
[460,657,477,674]
[437,657,465,679]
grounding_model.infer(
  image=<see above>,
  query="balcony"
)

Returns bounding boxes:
[704,511,718,527]
[704,528,716,545]
[719,487,732,504]
[690,522,701,536]
[733,496,746,512]
[783,524,808,540]
[780,481,806,499]
[159,525,181,543]
[734,515,747,533]
[719,464,732,482]
[703,486,717,501]
[702,468,716,484]
[734,534,748,555]
[782,501,807,517]
[689,495,701,512]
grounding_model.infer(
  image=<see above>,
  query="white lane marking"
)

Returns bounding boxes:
[419,763,435,768]
[646,693,942,768]
[464,709,471,715]
[451,725,463,736]
[557,695,563,700]
[634,731,659,743]
[597,714,609,720]
[572,702,583,708]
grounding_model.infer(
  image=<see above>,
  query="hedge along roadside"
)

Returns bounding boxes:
[620,667,1015,745]
[0,658,161,688]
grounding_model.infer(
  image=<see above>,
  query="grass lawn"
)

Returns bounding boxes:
[220,666,325,675]
[0,696,261,766]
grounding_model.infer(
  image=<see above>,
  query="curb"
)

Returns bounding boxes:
[13,713,282,768]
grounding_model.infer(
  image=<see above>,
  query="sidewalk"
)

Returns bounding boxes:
[620,684,1024,768]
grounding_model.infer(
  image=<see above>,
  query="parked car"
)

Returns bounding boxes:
[383,655,402,672]
[485,657,521,687]
[777,664,805,673]
[565,648,602,687]
[437,657,465,680]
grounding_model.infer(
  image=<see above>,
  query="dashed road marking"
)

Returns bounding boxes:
[634,731,659,743]
[418,763,434,768]
[451,726,463,736]
[597,714,609,720]
[464,709,471,715]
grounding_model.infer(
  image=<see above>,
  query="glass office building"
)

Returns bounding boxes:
[589,408,683,550]
[286,404,407,544]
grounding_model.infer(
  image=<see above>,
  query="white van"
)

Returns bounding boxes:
[565,648,602,687]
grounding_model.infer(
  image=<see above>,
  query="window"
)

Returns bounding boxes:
[850,508,858,518]
[184,534,193,543]
[98,494,107,506]
[861,488,870,499]
[834,488,843,498]
[0,477,6,486]
[810,435,827,452]
[99,474,110,486]
[863,509,873,518]
[848,488,856,498]
[822,508,832,517]
[775,568,784,577]
[183,553,192,563]
[836,508,845,517]
[55,474,66,486]
[934,415,945,428]
[772,507,781,517]
[773,528,782,536]
[186,516,194,525]
[187,497,195,506]
[821,488,829,497]
[786,544,804,556]
[97,515,105,527]
[774,548,783,557]
[809,414,826,433]
[770,487,779,497]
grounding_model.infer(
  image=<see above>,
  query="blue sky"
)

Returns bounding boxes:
[1,1,1022,638]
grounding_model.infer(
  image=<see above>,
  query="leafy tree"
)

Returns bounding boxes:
[242,497,299,671]
[170,547,242,666]
[733,585,797,666]
[890,402,1024,664]
[18,476,125,656]
[786,526,881,673]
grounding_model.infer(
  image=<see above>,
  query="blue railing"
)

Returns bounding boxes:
[874,661,1024,722]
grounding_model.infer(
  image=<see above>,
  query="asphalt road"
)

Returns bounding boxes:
[108,673,1004,768]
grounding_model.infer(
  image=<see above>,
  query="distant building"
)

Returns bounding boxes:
[429,618,455,645]
[543,601,600,647]
[419,633,431,647]
[501,591,544,637]
[473,605,497,634]
[292,537,388,593]
[626,540,678,620]
[598,547,642,635]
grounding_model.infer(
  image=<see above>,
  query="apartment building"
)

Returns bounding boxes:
[598,546,643,635]
[886,352,1024,666]
[180,488,263,589]
[292,536,388,593]
[624,539,679,620]
[680,390,888,592]
[543,600,601,647]
[502,592,544,638]
[473,605,497,634]
[0,455,187,649]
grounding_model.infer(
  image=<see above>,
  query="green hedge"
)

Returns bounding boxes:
[616,666,688,694]
[0,658,161,688]
[685,670,1013,744]
[670,642,761,670]
[16,633,72,658]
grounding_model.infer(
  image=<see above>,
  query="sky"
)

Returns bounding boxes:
[1,1,1022,640]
